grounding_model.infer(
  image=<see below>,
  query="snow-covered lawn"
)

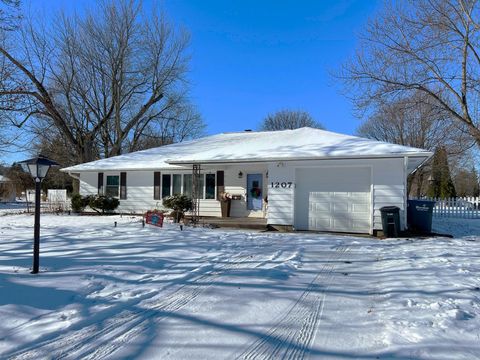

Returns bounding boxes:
[0,202,29,215]
[0,214,479,359]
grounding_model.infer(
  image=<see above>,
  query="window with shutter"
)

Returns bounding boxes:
[154,172,161,200]
[120,172,127,199]
[98,172,104,195]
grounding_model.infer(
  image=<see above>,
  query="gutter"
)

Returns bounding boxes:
[60,152,433,173]
[408,155,433,175]
[66,172,81,180]
[165,152,433,165]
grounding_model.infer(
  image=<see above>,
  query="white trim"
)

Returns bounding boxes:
[166,153,432,165]
[61,154,433,173]
[404,156,408,230]
[370,172,374,235]
[66,172,80,180]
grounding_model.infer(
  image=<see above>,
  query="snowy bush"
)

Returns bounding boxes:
[88,195,120,214]
[162,194,192,222]
[71,193,89,213]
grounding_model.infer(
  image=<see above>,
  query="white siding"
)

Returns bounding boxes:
[79,172,98,195]
[80,171,160,213]
[197,199,221,217]
[267,158,406,231]
[78,165,268,217]
[370,158,405,230]
[267,164,295,225]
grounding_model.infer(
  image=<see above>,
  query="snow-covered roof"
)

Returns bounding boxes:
[0,175,11,182]
[61,127,432,173]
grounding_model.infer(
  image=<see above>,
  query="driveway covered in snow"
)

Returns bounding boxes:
[0,214,479,359]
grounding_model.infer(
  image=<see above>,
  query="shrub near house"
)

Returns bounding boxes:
[71,194,119,214]
[162,194,193,222]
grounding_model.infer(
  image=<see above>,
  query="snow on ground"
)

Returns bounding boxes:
[0,214,479,359]
[0,202,29,216]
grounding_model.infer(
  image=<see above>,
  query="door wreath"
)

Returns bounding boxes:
[250,187,262,198]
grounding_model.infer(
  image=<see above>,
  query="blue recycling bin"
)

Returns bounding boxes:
[407,200,435,233]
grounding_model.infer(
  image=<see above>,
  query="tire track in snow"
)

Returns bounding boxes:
[237,245,350,360]
[7,250,269,360]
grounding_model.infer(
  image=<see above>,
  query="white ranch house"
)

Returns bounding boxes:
[61,127,432,234]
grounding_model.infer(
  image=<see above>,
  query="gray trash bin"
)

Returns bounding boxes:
[380,206,400,237]
[407,200,435,233]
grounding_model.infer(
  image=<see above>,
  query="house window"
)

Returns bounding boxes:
[183,174,192,198]
[162,174,171,198]
[205,173,215,199]
[173,174,182,195]
[158,173,214,200]
[106,175,119,197]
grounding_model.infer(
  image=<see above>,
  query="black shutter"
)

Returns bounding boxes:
[120,172,127,199]
[216,170,224,200]
[154,172,161,200]
[98,172,104,195]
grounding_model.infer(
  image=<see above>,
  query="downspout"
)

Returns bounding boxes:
[404,156,408,230]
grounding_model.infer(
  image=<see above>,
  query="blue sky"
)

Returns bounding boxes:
[4,0,380,164]
[164,0,379,134]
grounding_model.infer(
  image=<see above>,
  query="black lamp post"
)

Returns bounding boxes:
[18,155,59,274]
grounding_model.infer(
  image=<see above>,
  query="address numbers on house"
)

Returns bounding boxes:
[270,182,294,188]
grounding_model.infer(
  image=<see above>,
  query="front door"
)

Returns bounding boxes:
[247,174,263,210]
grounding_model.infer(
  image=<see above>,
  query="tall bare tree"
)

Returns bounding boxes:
[0,0,20,31]
[341,0,480,150]
[0,0,203,164]
[357,92,474,196]
[0,0,21,154]
[260,109,324,131]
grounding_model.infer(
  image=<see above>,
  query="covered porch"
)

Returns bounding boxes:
[182,162,269,221]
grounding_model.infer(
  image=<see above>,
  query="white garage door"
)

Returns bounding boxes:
[294,167,371,233]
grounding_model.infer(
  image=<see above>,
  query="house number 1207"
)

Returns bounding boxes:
[271,182,293,188]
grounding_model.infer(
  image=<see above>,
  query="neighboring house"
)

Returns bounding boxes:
[61,127,432,234]
[0,175,16,202]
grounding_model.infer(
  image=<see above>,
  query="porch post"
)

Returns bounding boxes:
[404,156,408,230]
[192,164,201,224]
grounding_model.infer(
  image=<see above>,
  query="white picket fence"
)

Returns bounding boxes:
[47,189,70,212]
[411,197,480,219]
[24,189,71,213]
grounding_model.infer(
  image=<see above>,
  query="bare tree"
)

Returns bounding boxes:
[128,102,205,152]
[260,109,324,131]
[0,0,21,153]
[0,0,20,31]
[358,92,474,196]
[341,0,480,150]
[0,0,202,164]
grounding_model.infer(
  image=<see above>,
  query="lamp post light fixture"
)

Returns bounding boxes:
[18,155,59,274]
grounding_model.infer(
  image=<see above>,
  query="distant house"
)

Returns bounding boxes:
[61,127,432,234]
[0,175,16,202]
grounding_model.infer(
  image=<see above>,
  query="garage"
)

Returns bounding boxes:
[294,167,371,233]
